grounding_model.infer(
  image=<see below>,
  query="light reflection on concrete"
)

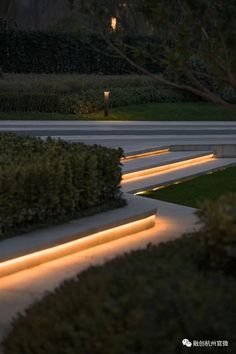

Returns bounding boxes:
[0,200,198,344]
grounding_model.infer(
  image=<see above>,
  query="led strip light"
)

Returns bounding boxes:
[0,215,156,278]
[122,154,215,182]
[121,148,170,162]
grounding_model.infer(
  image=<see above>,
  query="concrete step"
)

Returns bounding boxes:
[0,194,157,279]
[0,200,198,347]
[122,146,170,160]
[122,151,214,181]
[122,158,236,194]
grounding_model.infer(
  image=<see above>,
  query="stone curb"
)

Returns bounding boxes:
[171,144,236,158]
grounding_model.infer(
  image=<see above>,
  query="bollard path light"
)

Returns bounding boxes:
[104,91,110,118]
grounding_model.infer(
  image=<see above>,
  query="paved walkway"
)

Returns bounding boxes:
[0,200,198,349]
[1,121,236,153]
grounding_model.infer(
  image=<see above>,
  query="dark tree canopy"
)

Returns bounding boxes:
[75,0,236,109]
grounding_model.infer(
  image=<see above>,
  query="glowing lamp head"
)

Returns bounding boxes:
[111,17,117,31]
[104,91,110,100]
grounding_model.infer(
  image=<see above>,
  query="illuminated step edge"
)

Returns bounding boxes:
[0,216,155,279]
[0,194,157,278]
[122,153,215,181]
[122,146,170,161]
[123,158,236,194]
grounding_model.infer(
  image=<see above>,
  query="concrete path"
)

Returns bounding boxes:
[0,200,198,348]
[1,121,236,154]
[1,121,236,129]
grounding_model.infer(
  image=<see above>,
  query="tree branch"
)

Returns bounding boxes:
[104,36,236,110]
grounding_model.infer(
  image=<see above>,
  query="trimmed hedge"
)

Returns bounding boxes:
[3,235,236,354]
[0,134,124,238]
[0,87,196,114]
[0,74,159,94]
[0,93,62,113]
[0,30,159,74]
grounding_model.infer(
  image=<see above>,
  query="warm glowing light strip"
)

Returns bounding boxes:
[0,215,156,279]
[122,148,170,162]
[122,154,215,181]
[136,185,166,195]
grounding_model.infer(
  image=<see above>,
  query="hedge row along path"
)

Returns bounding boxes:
[1,120,236,351]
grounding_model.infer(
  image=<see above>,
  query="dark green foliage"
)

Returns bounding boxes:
[3,236,236,353]
[78,0,236,107]
[197,193,236,275]
[0,93,63,113]
[0,134,124,238]
[0,30,159,74]
[0,74,159,93]
[1,102,236,121]
[0,87,194,114]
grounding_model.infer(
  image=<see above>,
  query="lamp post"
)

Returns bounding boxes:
[104,91,110,118]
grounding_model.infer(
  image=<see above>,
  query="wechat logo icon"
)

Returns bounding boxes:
[182,339,192,347]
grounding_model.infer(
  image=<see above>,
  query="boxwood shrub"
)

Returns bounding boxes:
[197,193,236,275]
[0,134,124,238]
[0,30,159,74]
[3,235,236,354]
[0,87,195,115]
[0,74,161,94]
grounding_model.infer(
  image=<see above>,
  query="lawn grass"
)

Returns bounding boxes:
[89,102,236,121]
[143,165,236,208]
[0,102,235,121]
[4,235,236,354]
